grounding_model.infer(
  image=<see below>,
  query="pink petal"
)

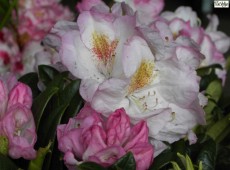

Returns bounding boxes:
[124,121,149,150]
[106,108,131,146]
[88,145,126,167]
[82,125,107,160]
[128,143,154,170]
[7,83,32,110]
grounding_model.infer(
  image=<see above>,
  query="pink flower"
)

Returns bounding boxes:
[0,74,37,159]
[115,0,165,24]
[1,104,37,159]
[57,105,154,170]
[161,7,229,84]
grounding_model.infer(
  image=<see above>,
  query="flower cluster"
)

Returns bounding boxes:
[57,104,153,170]
[0,0,73,75]
[0,73,36,159]
[46,1,210,156]
[0,0,229,169]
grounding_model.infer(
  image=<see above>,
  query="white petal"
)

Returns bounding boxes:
[60,30,104,80]
[91,78,129,115]
[122,36,155,78]
[156,60,199,108]
[80,79,100,102]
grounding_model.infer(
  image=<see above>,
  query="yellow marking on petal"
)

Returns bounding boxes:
[92,32,118,64]
[128,60,155,94]
[91,32,118,76]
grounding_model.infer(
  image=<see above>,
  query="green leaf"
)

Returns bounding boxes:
[28,142,52,170]
[216,144,230,169]
[38,65,60,86]
[0,154,18,170]
[171,161,181,170]
[177,153,194,170]
[109,152,136,170]
[58,79,81,105]
[196,138,217,170]
[32,72,68,129]
[78,162,107,170]
[0,0,17,29]
[32,86,59,129]
[60,80,83,123]
[205,80,222,102]
[197,64,222,77]
[150,140,186,170]
[37,104,68,170]
[206,113,230,142]
[19,72,40,99]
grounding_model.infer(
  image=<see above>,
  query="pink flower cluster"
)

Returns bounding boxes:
[0,0,73,75]
[161,7,230,83]
[57,104,154,170]
[0,74,37,159]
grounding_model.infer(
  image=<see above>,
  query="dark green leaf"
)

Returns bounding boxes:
[0,154,18,170]
[197,64,222,77]
[37,104,68,170]
[32,86,59,129]
[150,140,186,170]
[216,144,230,169]
[58,79,81,105]
[78,162,107,170]
[0,0,17,29]
[32,72,68,129]
[60,80,83,123]
[206,113,230,142]
[196,138,217,170]
[38,65,60,86]
[109,152,136,170]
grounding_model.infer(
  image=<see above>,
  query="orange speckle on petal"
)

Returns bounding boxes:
[92,32,118,65]
[129,60,155,94]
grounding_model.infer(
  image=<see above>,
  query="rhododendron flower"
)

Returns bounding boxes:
[47,3,205,154]
[0,74,37,159]
[0,0,74,75]
[161,7,230,83]
[17,0,73,43]
[115,0,165,24]
[57,104,153,170]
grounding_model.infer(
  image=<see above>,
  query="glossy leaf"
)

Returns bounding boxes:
[196,138,217,170]
[32,72,68,129]
[78,162,107,170]
[109,152,136,170]
[32,86,59,129]
[37,104,68,170]
[38,65,60,86]
[150,140,186,170]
